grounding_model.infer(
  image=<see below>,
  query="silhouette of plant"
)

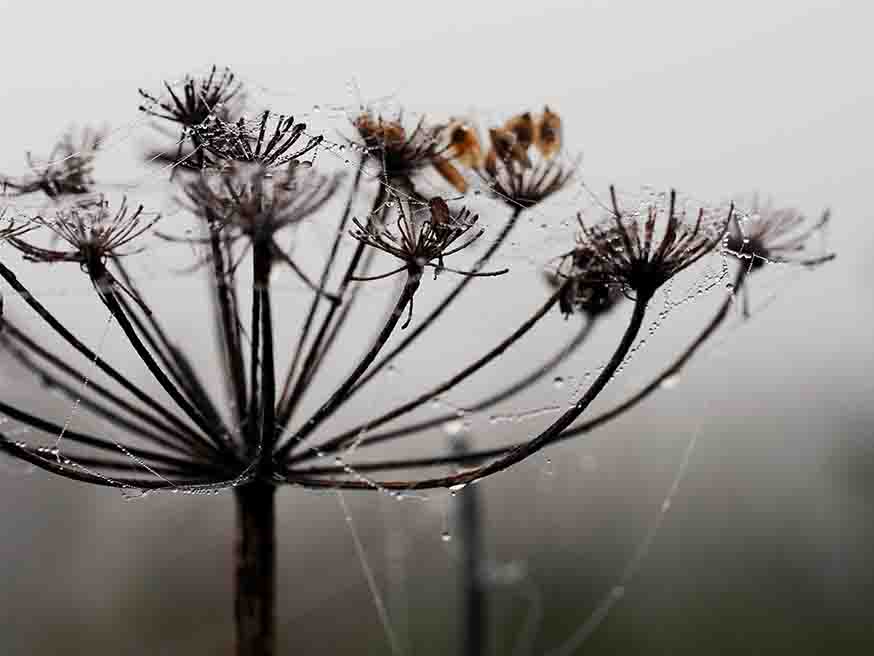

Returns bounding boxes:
[0,67,834,655]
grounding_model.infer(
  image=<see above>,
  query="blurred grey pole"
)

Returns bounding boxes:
[453,435,487,656]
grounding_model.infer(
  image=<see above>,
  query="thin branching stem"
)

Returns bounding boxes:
[274,266,423,459]
[1,322,204,454]
[279,162,363,411]
[0,399,206,472]
[276,184,386,428]
[289,283,568,464]
[0,335,203,457]
[290,267,747,476]
[90,266,237,461]
[0,260,207,444]
[283,290,652,489]
[254,241,276,467]
[310,320,592,459]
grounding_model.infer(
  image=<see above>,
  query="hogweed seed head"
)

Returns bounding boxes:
[1,126,105,199]
[353,110,450,186]
[725,195,835,271]
[8,196,159,271]
[138,65,243,129]
[350,195,507,282]
[575,187,732,298]
[436,107,573,208]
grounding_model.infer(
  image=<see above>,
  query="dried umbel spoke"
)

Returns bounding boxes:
[436,108,575,207]
[1,126,105,199]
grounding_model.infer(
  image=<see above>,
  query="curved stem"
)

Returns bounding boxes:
[284,291,652,489]
[0,260,205,446]
[274,266,422,460]
[2,322,202,454]
[0,398,209,472]
[1,336,201,457]
[292,267,746,477]
[0,435,226,489]
[91,268,235,461]
[294,317,592,463]
[290,284,566,464]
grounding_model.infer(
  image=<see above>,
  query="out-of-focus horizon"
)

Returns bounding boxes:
[1,1,872,654]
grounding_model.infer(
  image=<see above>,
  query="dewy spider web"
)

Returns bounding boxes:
[0,65,833,654]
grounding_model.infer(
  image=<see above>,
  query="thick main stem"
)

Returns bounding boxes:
[234,483,276,656]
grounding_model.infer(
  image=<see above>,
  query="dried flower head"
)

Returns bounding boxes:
[725,196,834,271]
[2,126,105,199]
[575,187,732,298]
[353,110,449,185]
[176,162,341,297]
[195,111,323,169]
[435,107,574,207]
[138,66,243,129]
[546,245,623,318]
[8,196,159,271]
[184,162,338,243]
[139,67,245,174]
[350,196,506,281]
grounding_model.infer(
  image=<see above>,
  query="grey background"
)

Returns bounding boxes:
[1,1,872,654]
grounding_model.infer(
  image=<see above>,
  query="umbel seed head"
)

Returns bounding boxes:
[575,187,733,298]
[725,195,834,271]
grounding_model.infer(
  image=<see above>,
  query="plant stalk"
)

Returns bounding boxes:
[235,482,276,656]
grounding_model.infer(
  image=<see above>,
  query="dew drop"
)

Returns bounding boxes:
[553,376,565,390]
[122,488,150,501]
[440,530,452,543]
[449,483,467,493]
[442,419,467,437]
[312,104,321,113]
[660,374,680,390]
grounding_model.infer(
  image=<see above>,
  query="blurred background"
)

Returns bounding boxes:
[0,1,872,653]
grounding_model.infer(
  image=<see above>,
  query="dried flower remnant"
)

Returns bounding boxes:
[139,66,243,129]
[1,126,105,199]
[8,196,159,270]
[436,107,573,208]
[577,187,733,298]
[195,111,323,169]
[139,66,245,171]
[353,110,451,192]
[351,196,507,281]
[546,245,623,318]
[176,162,342,296]
[725,197,834,271]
